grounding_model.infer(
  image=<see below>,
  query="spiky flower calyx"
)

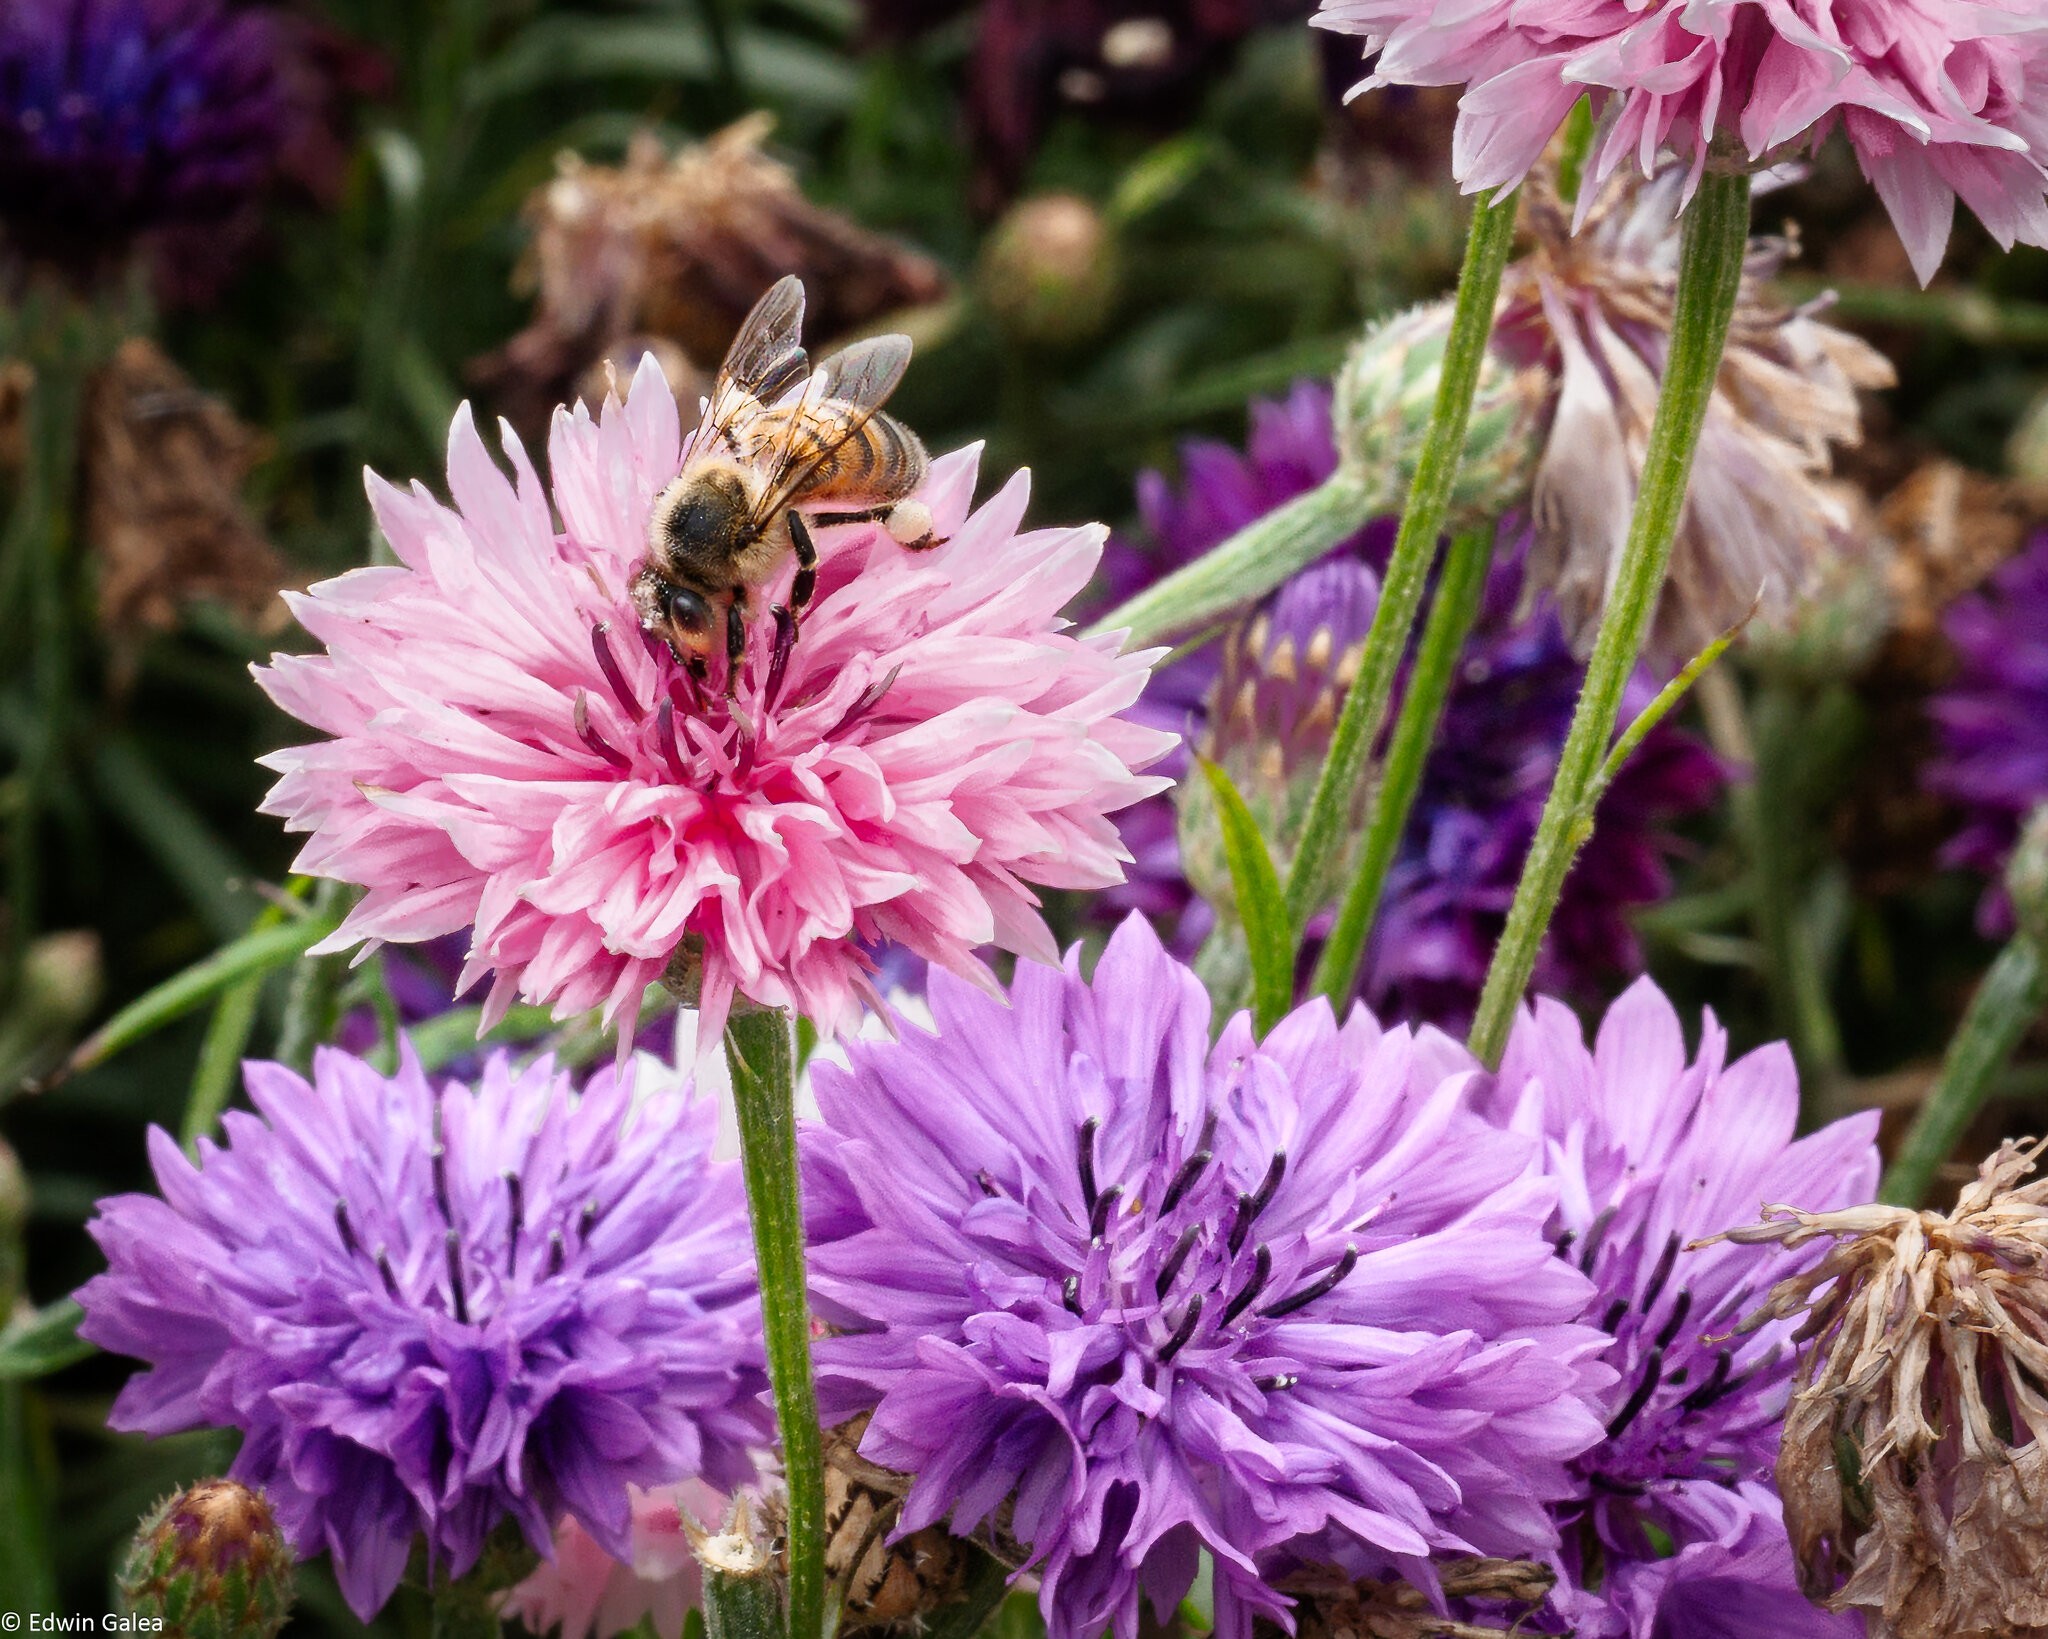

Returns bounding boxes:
[118,1481,294,1639]
[1713,1139,2048,1639]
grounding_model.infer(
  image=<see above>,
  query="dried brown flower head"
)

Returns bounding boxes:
[1503,163,1896,660]
[80,338,283,652]
[1279,1559,1555,1639]
[470,116,946,442]
[1711,1139,2048,1638]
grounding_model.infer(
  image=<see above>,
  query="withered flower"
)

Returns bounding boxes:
[1282,1560,1555,1639]
[470,116,946,443]
[1501,161,1896,659]
[1713,1139,2048,1639]
[80,337,283,652]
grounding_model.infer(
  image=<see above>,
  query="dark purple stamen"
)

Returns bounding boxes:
[548,1229,566,1276]
[1155,1226,1199,1298]
[1158,1293,1204,1362]
[445,1229,470,1325]
[1577,1206,1618,1275]
[1678,1349,1740,1413]
[975,1168,999,1198]
[1261,1244,1357,1319]
[581,1200,600,1239]
[430,1098,451,1225]
[1160,1149,1213,1216]
[1077,1118,1101,1213]
[591,622,640,718]
[334,1201,358,1258]
[1653,1289,1694,1351]
[504,1172,524,1276]
[1253,1373,1298,1393]
[1089,1184,1124,1243]
[1640,1233,1681,1311]
[574,693,633,771]
[655,699,689,782]
[765,607,797,715]
[835,664,903,735]
[1219,1244,1272,1326]
[1062,1274,1083,1315]
[1554,1229,1577,1261]
[1606,1348,1665,1437]
[376,1250,400,1299]
[1228,1151,1286,1255]
[1588,1474,1647,1496]
[1599,1297,1629,1333]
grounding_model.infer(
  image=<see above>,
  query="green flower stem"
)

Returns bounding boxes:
[1310,525,1494,1007]
[1880,937,2048,1208]
[724,1007,822,1639]
[275,880,356,1076]
[1467,169,1753,1067]
[1086,470,1382,651]
[1284,191,1519,932]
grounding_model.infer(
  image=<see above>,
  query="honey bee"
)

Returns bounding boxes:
[632,275,941,690]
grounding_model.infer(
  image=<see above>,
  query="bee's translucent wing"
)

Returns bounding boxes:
[745,334,915,527]
[697,276,812,455]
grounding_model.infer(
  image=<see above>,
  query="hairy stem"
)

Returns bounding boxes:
[1467,170,1752,1067]
[1310,525,1494,1006]
[1880,939,2047,1207]
[725,1008,822,1639]
[1284,191,1519,930]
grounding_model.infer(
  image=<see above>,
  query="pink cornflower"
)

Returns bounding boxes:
[256,355,1172,1043]
[1315,0,2048,283]
[500,1480,726,1639]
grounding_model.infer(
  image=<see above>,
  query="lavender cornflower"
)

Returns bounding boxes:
[1927,528,2048,937]
[78,1048,767,1620]
[803,913,1615,1639]
[1108,381,1721,1027]
[1477,981,1881,1637]
[0,0,285,281]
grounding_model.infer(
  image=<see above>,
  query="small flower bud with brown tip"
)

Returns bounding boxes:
[1704,1138,2048,1639]
[117,1480,294,1639]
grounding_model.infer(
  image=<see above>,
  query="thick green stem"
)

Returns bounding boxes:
[725,1008,822,1639]
[1311,526,1494,1007]
[1284,191,1519,930]
[275,881,355,1076]
[1880,939,2047,1207]
[1467,170,1753,1067]
[1087,470,1382,650]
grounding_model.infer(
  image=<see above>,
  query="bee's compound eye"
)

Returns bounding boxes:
[664,586,719,653]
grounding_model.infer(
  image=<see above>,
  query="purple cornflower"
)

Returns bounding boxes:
[803,913,1615,1639]
[1926,528,2048,937]
[78,1048,767,1621]
[1106,382,1722,1028]
[1475,980,1880,1637]
[0,0,287,279]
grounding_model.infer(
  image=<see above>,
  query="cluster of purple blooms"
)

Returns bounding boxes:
[1927,528,2048,936]
[1103,382,1723,1027]
[0,0,285,275]
[82,913,1879,1639]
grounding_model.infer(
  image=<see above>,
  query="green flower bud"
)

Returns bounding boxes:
[2007,806,2048,952]
[118,1480,295,1639]
[1333,300,1549,531]
[978,194,1119,348]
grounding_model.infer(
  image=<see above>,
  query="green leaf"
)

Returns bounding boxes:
[1196,757,1295,1036]
[65,894,343,1078]
[0,1299,92,1381]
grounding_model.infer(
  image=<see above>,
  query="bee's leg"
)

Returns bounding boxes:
[787,511,820,619]
[723,589,748,699]
[809,503,945,553]
[807,505,895,528]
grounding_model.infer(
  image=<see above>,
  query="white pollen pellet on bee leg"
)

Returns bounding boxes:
[885,499,934,547]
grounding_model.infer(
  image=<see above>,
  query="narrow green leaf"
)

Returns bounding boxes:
[64,900,343,1079]
[1195,757,1295,1036]
[0,1299,92,1381]
[182,973,265,1153]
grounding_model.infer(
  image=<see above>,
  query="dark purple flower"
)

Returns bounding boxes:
[79,1048,767,1621]
[803,913,1615,1639]
[1475,980,1880,1637]
[1106,381,1723,1029]
[0,0,287,279]
[1926,528,2048,937]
